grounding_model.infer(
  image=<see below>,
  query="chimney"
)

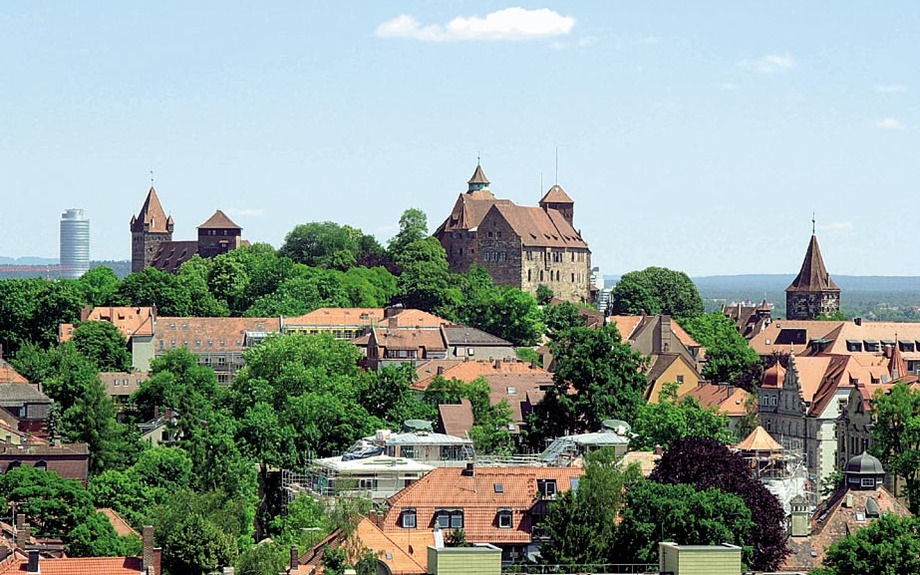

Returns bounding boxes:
[15,521,30,550]
[530,359,537,369]
[659,315,672,353]
[436,366,444,376]
[290,546,300,572]
[494,359,501,369]
[854,317,862,326]
[27,550,39,574]
[388,316,398,329]
[142,525,155,575]
[845,494,854,508]
[462,462,475,477]
[15,514,25,530]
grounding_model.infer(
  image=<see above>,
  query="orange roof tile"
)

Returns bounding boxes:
[76,307,155,340]
[284,308,385,328]
[384,466,583,544]
[539,184,574,204]
[489,203,587,249]
[0,361,29,384]
[735,426,784,452]
[438,400,474,438]
[155,316,282,353]
[0,555,144,575]
[683,384,751,417]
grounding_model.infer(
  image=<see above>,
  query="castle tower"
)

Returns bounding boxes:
[196,210,242,258]
[785,230,840,320]
[539,184,575,227]
[467,162,490,192]
[130,187,174,273]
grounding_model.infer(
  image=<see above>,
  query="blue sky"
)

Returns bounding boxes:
[0,2,917,275]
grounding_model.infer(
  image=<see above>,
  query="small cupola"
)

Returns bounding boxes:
[467,162,490,192]
[844,451,885,491]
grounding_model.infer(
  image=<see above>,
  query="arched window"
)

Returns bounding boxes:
[34,460,48,471]
[5,461,21,473]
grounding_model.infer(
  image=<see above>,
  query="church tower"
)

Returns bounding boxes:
[130,187,174,273]
[785,224,840,320]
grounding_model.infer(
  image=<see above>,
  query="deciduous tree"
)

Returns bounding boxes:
[72,320,132,372]
[870,381,920,514]
[630,383,734,450]
[680,313,762,388]
[610,267,704,321]
[813,514,920,575]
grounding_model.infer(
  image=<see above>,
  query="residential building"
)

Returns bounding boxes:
[282,307,386,338]
[434,163,592,303]
[284,455,434,502]
[682,382,751,431]
[782,452,911,572]
[60,306,156,371]
[99,371,149,409]
[0,442,90,484]
[59,208,90,279]
[722,299,773,339]
[785,230,841,320]
[345,423,475,467]
[414,359,553,436]
[758,352,890,487]
[0,360,51,435]
[382,464,583,562]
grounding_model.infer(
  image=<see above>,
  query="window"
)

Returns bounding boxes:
[497,509,513,529]
[861,477,876,488]
[401,509,417,529]
[435,509,463,529]
[537,479,557,498]
[34,460,47,471]
[494,483,504,493]
[676,375,684,384]
[400,446,415,459]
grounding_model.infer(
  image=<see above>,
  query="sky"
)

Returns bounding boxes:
[0,2,917,276]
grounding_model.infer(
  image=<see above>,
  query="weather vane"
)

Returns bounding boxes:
[812,212,816,235]
[150,170,155,186]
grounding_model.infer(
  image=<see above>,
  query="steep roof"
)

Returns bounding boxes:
[437,399,475,438]
[150,240,199,273]
[683,384,751,417]
[786,235,840,293]
[0,555,145,575]
[197,209,241,230]
[467,163,490,186]
[539,184,574,204]
[98,508,139,538]
[130,187,171,233]
[436,192,512,234]
[155,316,282,353]
[488,203,587,249]
[0,361,29,384]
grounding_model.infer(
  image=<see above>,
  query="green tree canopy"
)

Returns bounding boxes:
[0,278,84,353]
[870,381,920,514]
[449,267,543,346]
[610,266,704,321]
[0,465,94,537]
[630,383,734,450]
[117,267,193,316]
[387,208,429,259]
[72,320,132,372]
[392,238,459,313]
[813,514,920,575]
[680,313,762,388]
[528,325,648,447]
[279,222,381,271]
[76,266,121,308]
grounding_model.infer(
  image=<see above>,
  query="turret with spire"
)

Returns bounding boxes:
[130,186,175,273]
[785,218,841,320]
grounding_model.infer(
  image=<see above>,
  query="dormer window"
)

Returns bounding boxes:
[435,509,464,529]
[537,479,557,498]
[497,509,513,529]
[400,508,417,529]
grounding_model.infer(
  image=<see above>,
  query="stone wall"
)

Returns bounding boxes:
[132,230,172,273]
[786,291,841,320]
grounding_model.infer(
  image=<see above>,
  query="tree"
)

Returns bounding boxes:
[681,313,762,388]
[89,469,156,527]
[813,514,920,575]
[535,284,554,305]
[528,325,648,447]
[614,480,754,566]
[387,208,428,259]
[279,222,377,271]
[66,511,141,557]
[160,512,238,575]
[539,451,643,565]
[76,266,121,308]
[132,446,194,493]
[650,436,789,570]
[610,267,704,321]
[543,301,584,338]
[0,466,94,537]
[235,540,289,575]
[870,381,920,514]
[450,268,543,346]
[0,278,84,353]
[630,383,734,450]
[245,268,351,317]
[72,320,132,372]
[392,238,459,313]
[118,267,193,316]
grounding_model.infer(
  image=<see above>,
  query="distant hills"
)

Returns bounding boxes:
[604,274,920,294]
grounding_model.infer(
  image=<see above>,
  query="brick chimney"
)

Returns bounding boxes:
[659,315,673,353]
[27,550,40,574]
[142,525,156,575]
[290,546,300,572]
[15,518,30,550]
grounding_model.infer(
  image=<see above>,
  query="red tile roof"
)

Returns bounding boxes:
[0,555,144,575]
[197,209,241,230]
[438,400,474,438]
[786,234,840,293]
[130,187,171,234]
[150,241,199,273]
[155,317,281,353]
[683,383,751,417]
[384,466,583,544]
[0,361,29,385]
[98,508,139,538]
[539,185,574,204]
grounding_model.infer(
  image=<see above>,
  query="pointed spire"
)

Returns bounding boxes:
[467,160,490,192]
[132,187,171,233]
[786,233,840,292]
[889,341,907,381]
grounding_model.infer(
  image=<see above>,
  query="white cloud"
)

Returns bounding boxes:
[375,7,574,42]
[876,117,906,130]
[875,84,908,93]
[226,208,265,217]
[737,53,796,74]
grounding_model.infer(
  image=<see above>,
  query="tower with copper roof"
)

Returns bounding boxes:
[785,226,841,320]
[130,187,174,273]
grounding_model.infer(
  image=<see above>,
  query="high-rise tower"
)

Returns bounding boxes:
[60,209,90,279]
[131,187,174,273]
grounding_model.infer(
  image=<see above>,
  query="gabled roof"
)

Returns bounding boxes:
[98,508,139,538]
[539,184,574,204]
[435,192,512,234]
[197,209,241,230]
[155,316,282,353]
[384,466,583,544]
[130,187,171,233]
[68,307,155,341]
[467,163,490,186]
[786,235,840,293]
[0,555,145,575]
[150,240,199,273]
[487,203,587,249]
[0,360,29,384]
[683,383,751,417]
[438,399,475,438]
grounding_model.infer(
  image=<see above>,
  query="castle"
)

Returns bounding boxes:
[434,163,592,303]
[130,187,246,273]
